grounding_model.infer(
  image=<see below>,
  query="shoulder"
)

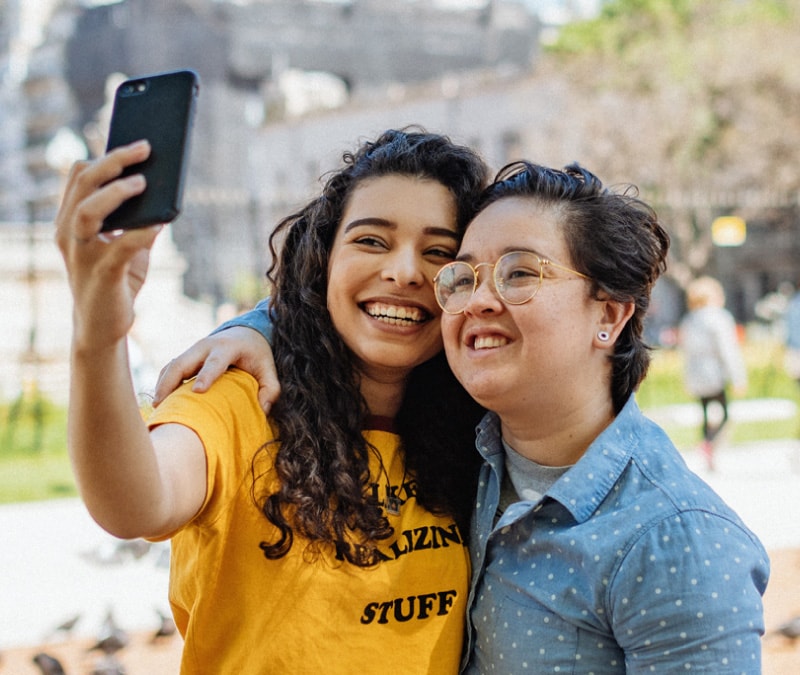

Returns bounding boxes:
[147,368,269,442]
[619,442,768,583]
[149,369,273,530]
[151,368,260,415]
[611,408,764,552]
[607,504,768,668]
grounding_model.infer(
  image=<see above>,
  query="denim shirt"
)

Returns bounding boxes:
[214,299,273,342]
[462,397,769,674]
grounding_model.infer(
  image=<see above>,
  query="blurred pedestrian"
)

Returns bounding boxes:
[784,282,800,382]
[785,282,800,442]
[679,275,747,470]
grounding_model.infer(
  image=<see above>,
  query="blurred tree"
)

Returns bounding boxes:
[543,0,799,285]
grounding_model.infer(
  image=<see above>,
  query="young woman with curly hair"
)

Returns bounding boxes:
[56,128,489,674]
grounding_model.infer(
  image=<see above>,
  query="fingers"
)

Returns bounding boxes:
[66,223,163,353]
[67,223,162,290]
[154,361,201,406]
[55,141,151,249]
[154,361,184,406]
[193,355,236,392]
[257,380,281,416]
[153,342,216,406]
[153,327,283,415]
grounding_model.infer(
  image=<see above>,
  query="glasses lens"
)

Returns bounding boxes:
[435,262,475,313]
[495,251,542,304]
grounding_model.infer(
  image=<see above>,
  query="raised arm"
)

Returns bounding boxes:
[55,141,206,540]
[153,302,278,412]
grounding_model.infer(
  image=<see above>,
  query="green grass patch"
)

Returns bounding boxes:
[637,338,800,450]
[0,393,76,504]
[0,453,77,502]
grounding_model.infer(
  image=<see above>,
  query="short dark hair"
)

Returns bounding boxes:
[476,161,670,411]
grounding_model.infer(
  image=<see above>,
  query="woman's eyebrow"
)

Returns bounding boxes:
[342,217,394,233]
[426,226,460,242]
[456,246,543,263]
[343,218,460,242]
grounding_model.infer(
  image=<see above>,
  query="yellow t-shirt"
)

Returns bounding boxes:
[147,369,469,674]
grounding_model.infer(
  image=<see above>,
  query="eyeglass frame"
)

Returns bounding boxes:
[433,250,591,314]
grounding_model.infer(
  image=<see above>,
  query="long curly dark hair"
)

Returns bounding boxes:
[255,128,489,566]
[476,161,670,413]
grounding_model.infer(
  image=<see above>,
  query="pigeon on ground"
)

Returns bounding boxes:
[32,652,67,675]
[770,615,800,643]
[152,607,177,642]
[44,613,81,641]
[87,608,129,656]
[91,654,126,675]
[115,538,151,560]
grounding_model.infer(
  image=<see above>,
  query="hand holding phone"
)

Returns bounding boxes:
[102,69,199,232]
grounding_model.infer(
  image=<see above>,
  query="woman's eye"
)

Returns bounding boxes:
[354,236,386,248]
[504,266,540,287]
[426,247,457,260]
[453,273,474,290]
[507,266,538,279]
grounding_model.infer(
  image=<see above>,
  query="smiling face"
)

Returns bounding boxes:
[441,197,606,421]
[327,174,459,384]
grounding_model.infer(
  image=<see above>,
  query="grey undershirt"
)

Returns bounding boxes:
[497,437,572,515]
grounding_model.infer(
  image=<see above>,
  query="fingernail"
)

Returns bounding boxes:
[127,174,146,189]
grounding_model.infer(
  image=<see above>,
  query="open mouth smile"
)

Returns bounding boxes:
[473,335,509,350]
[363,302,430,326]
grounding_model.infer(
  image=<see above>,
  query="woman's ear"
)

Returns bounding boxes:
[594,299,635,348]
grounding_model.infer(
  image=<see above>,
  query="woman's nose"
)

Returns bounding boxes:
[464,269,503,315]
[382,250,425,287]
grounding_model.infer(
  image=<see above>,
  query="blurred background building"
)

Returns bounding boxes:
[1,0,799,400]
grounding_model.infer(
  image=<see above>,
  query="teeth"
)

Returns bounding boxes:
[474,335,508,350]
[365,302,426,325]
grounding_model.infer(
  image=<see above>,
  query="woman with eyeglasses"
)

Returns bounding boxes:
[56,128,490,674]
[440,161,768,673]
[156,161,769,673]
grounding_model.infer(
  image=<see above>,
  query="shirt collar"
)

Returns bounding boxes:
[364,415,397,433]
[476,397,642,523]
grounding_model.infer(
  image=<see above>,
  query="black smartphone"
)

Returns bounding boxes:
[102,69,200,232]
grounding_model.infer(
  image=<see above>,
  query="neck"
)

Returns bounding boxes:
[359,370,409,419]
[499,397,616,467]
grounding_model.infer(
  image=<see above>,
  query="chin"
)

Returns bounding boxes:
[454,373,503,407]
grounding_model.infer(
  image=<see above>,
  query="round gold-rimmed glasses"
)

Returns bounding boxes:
[433,250,590,315]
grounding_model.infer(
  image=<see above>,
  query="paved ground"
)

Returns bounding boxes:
[682,437,800,551]
[1,407,799,673]
[0,499,172,649]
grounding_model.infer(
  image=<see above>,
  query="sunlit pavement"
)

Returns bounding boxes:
[0,498,170,650]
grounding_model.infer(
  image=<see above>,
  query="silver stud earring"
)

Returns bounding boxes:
[597,331,610,342]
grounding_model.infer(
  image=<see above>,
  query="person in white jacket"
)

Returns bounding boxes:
[679,276,747,470]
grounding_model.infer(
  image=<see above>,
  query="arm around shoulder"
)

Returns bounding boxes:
[212,298,273,342]
[154,300,278,412]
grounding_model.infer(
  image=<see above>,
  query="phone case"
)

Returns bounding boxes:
[102,69,199,232]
